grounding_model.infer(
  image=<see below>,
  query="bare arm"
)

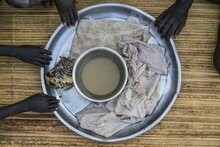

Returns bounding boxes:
[0,94,59,120]
[0,100,29,120]
[0,45,52,67]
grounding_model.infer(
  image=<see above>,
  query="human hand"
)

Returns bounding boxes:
[154,0,193,39]
[14,45,52,67]
[25,93,59,113]
[55,0,78,26]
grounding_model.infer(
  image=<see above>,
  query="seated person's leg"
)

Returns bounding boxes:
[207,0,220,4]
[213,24,220,74]
[5,0,46,8]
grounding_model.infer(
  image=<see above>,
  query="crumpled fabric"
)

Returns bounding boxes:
[118,36,167,75]
[73,19,167,137]
[69,19,150,59]
[76,103,131,137]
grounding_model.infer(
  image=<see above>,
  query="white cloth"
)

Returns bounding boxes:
[76,103,131,137]
[73,19,167,137]
[69,19,150,59]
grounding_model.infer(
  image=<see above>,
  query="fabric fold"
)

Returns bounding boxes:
[72,19,167,137]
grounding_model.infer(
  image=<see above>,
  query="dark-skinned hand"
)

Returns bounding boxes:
[14,45,52,67]
[0,93,59,120]
[55,0,78,27]
[25,93,59,113]
[154,0,193,39]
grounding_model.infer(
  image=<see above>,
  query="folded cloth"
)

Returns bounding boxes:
[69,19,150,59]
[74,19,167,137]
[76,103,131,137]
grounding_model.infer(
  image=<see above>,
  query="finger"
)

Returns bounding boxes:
[49,104,59,109]
[35,62,46,67]
[39,54,52,61]
[73,7,78,21]
[40,93,47,96]
[49,100,59,105]
[59,11,66,24]
[174,22,185,36]
[157,15,169,33]
[36,61,49,67]
[47,108,55,112]
[37,58,50,65]
[69,11,76,26]
[49,107,57,112]
[31,60,44,67]
[154,11,166,26]
[48,96,56,100]
[49,102,59,106]
[40,49,51,55]
[161,20,173,39]
[65,13,71,26]
[165,23,179,39]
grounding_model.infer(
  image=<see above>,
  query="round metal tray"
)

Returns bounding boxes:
[40,3,181,142]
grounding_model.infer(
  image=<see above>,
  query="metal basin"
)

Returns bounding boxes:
[40,3,181,142]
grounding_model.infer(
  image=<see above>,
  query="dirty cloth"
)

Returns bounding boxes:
[72,19,167,137]
[69,19,150,59]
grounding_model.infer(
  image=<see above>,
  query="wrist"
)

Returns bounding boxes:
[19,99,31,112]
[0,45,17,57]
[11,46,25,59]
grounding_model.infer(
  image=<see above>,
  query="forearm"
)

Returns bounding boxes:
[0,100,29,120]
[0,45,19,57]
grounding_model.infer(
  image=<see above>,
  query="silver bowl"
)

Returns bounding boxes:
[73,47,128,103]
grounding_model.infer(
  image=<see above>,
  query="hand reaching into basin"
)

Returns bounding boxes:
[154,0,193,39]
[0,94,59,120]
[0,45,52,67]
[55,0,78,26]
[25,93,59,113]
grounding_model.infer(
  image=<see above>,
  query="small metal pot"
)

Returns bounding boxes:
[73,47,128,103]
